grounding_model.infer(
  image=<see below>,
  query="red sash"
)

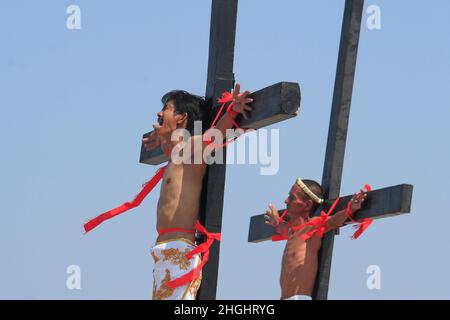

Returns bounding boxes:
[158,221,221,289]
[204,91,252,148]
[83,165,167,233]
[345,184,373,239]
[271,197,340,242]
[271,210,290,241]
[271,184,373,241]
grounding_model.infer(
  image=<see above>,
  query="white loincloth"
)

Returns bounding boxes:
[151,238,202,300]
[284,295,312,300]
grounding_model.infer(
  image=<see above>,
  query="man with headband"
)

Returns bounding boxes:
[264,179,368,300]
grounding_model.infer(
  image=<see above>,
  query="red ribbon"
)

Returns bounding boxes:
[157,227,195,236]
[299,197,340,241]
[209,92,230,129]
[270,197,340,242]
[271,210,290,241]
[346,184,373,240]
[165,221,221,289]
[213,91,240,130]
[271,234,288,242]
[204,91,249,149]
[83,165,167,233]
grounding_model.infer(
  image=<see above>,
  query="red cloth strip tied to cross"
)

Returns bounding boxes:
[345,184,373,240]
[210,91,241,130]
[271,198,340,242]
[271,184,374,242]
[299,197,340,241]
[159,221,221,289]
[271,210,290,241]
[204,91,251,149]
[83,165,167,233]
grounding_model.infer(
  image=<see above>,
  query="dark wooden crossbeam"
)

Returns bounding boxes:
[139,82,300,166]
[248,184,413,243]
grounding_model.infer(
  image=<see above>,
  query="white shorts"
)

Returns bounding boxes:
[151,238,202,300]
[284,295,312,300]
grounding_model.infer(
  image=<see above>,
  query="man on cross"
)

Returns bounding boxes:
[264,179,368,300]
[143,83,252,300]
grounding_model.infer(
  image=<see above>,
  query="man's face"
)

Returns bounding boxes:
[284,184,312,217]
[153,101,185,140]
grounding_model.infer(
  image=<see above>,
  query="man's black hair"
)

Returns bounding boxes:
[161,90,207,135]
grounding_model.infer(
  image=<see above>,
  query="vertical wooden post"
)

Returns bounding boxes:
[197,0,239,300]
[312,0,365,300]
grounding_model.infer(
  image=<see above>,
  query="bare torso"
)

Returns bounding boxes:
[156,159,207,242]
[280,225,322,299]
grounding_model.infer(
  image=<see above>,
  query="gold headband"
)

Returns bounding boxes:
[296,178,324,204]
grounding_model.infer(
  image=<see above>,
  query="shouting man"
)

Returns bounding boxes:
[143,84,252,300]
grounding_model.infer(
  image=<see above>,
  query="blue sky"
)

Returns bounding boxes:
[1,0,449,299]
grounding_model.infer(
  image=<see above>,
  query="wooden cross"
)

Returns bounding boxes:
[139,0,300,300]
[247,0,414,300]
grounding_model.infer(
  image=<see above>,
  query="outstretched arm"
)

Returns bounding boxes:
[325,190,368,230]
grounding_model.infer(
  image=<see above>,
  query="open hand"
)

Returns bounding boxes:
[231,83,253,119]
[264,203,280,227]
[142,130,161,151]
[349,190,368,214]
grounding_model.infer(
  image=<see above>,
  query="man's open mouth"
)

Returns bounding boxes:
[157,116,163,125]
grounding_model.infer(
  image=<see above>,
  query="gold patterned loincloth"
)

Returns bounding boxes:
[151,238,202,300]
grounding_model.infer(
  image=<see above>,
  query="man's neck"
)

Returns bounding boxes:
[289,214,309,227]
[161,139,180,154]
